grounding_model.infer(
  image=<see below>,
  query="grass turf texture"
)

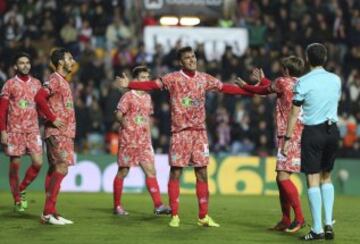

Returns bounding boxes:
[0,192,359,244]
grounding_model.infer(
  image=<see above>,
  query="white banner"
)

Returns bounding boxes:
[144,26,248,61]
[61,155,170,193]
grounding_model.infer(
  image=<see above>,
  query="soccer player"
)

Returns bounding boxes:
[116,46,253,227]
[236,56,305,233]
[283,43,341,241]
[113,66,171,216]
[0,52,43,212]
[34,48,76,225]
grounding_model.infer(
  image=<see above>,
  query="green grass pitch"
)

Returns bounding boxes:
[0,192,359,244]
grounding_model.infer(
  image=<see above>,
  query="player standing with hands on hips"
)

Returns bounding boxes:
[282,43,341,241]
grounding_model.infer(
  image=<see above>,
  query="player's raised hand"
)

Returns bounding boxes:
[52,118,65,129]
[1,131,8,145]
[115,72,130,88]
[235,77,247,88]
[251,68,265,84]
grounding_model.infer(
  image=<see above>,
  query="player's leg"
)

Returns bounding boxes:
[277,171,305,232]
[300,125,325,240]
[9,156,22,211]
[191,130,219,227]
[19,133,43,192]
[320,171,335,240]
[319,124,339,240]
[141,162,171,215]
[271,171,291,230]
[168,166,182,227]
[45,164,55,193]
[194,166,219,227]
[168,131,191,227]
[18,153,42,209]
[113,167,129,215]
[41,136,73,225]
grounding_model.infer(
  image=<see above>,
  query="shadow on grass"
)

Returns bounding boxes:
[0,211,39,220]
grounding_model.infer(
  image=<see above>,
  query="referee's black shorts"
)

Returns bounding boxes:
[301,122,340,174]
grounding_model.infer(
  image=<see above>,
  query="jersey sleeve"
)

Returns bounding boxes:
[273,77,286,94]
[204,73,223,91]
[44,77,60,95]
[0,81,11,100]
[117,93,131,114]
[160,73,172,91]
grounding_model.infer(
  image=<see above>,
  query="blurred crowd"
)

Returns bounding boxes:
[0,0,359,158]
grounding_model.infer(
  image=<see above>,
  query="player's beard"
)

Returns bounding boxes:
[64,63,73,75]
[16,67,30,76]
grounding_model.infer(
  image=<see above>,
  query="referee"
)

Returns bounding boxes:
[282,43,341,241]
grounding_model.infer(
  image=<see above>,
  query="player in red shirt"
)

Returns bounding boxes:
[0,52,43,212]
[35,48,76,225]
[113,66,171,216]
[116,46,253,227]
[236,56,305,232]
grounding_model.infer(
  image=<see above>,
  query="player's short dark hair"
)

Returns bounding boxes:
[177,46,194,60]
[305,43,327,67]
[13,52,31,65]
[132,66,150,78]
[281,56,305,77]
[51,48,70,67]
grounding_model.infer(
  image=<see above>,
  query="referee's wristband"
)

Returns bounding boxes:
[284,136,291,141]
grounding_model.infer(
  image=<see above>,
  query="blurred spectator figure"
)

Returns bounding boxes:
[290,0,307,20]
[214,107,231,153]
[75,97,91,152]
[4,16,24,42]
[106,16,132,50]
[60,18,78,53]
[134,42,152,66]
[78,19,93,51]
[142,11,157,28]
[248,18,266,48]
[92,4,109,48]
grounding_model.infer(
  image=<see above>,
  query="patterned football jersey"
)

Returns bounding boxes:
[117,90,153,147]
[44,72,76,138]
[273,77,303,137]
[0,75,41,133]
[160,70,223,132]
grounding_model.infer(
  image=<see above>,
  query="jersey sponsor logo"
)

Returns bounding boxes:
[134,115,146,125]
[181,97,192,107]
[65,101,74,109]
[18,99,29,109]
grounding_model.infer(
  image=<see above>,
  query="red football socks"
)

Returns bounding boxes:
[196,180,209,219]
[43,171,65,215]
[145,177,162,208]
[113,176,124,208]
[9,162,20,203]
[45,171,53,193]
[168,179,179,216]
[279,179,304,222]
[19,164,41,192]
[277,179,291,224]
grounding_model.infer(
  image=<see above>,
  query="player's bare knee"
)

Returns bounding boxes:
[320,171,332,184]
[10,156,21,164]
[117,167,129,178]
[170,167,182,179]
[56,163,68,175]
[195,167,208,182]
[306,173,321,188]
[276,171,291,181]
[32,158,43,167]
